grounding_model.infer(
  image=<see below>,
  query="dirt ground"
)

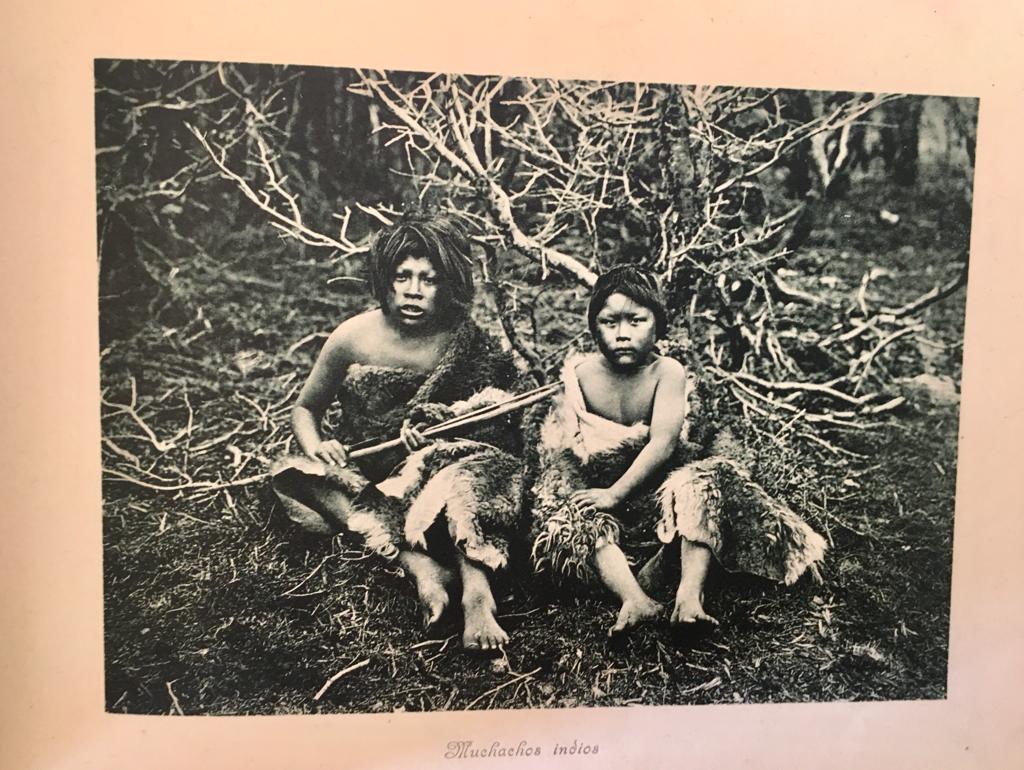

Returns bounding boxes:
[101,174,965,714]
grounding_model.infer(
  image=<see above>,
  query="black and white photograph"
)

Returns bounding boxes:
[96,60,975,715]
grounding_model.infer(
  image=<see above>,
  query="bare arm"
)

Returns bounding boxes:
[607,361,687,502]
[291,326,351,464]
[573,360,688,510]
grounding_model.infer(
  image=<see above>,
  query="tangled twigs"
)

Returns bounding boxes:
[354,71,598,285]
[852,325,922,393]
[189,124,366,255]
[103,469,269,494]
[465,667,542,710]
[730,371,886,407]
[715,369,892,449]
[486,277,543,376]
[101,361,292,505]
[701,254,966,448]
[189,114,400,259]
[827,263,968,347]
[714,365,905,418]
[101,378,188,453]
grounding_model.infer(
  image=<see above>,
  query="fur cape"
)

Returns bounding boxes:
[333,318,520,482]
[527,353,828,585]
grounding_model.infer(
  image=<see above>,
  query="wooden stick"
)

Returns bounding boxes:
[408,635,458,651]
[427,383,560,433]
[345,384,557,453]
[347,383,560,460]
[280,554,333,597]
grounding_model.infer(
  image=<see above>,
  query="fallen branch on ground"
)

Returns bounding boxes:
[103,469,269,493]
[166,681,185,715]
[313,658,371,701]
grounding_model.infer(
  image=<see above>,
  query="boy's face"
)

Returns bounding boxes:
[388,255,441,329]
[594,292,658,370]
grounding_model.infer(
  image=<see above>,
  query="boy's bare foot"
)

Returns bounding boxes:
[670,591,719,627]
[398,551,454,629]
[456,553,508,651]
[609,595,663,636]
[462,600,509,651]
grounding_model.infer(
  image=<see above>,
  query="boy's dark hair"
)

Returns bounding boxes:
[368,214,476,320]
[587,265,669,339]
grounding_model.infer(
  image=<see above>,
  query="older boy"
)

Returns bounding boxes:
[272,215,521,650]
[529,266,827,635]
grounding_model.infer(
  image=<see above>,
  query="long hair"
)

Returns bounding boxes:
[586,264,669,339]
[367,214,475,322]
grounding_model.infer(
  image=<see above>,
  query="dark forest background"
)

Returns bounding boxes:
[97,60,973,713]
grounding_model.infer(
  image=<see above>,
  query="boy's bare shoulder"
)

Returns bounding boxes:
[654,355,687,384]
[323,309,386,360]
[574,353,604,374]
[573,353,609,385]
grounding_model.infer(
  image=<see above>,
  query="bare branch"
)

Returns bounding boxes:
[188,123,371,257]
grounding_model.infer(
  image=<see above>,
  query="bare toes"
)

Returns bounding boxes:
[671,603,718,627]
[487,627,509,650]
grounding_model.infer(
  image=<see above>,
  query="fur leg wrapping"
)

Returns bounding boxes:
[528,445,623,583]
[394,441,522,572]
[657,456,828,585]
[656,460,725,553]
[531,504,621,583]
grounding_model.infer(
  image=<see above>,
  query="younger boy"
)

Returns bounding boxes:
[529,265,827,635]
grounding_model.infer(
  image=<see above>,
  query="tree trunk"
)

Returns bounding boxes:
[882,97,923,187]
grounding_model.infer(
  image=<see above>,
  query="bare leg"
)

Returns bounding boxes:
[457,554,508,650]
[274,471,357,534]
[670,538,718,626]
[593,542,663,636]
[398,550,456,629]
[305,483,356,530]
[307,482,455,629]
[277,470,457,628]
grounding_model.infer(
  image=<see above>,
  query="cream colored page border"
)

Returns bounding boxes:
[3,1,1022,768]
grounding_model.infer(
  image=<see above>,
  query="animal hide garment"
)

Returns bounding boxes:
[270,318,520,541]
[529,354,827,585]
